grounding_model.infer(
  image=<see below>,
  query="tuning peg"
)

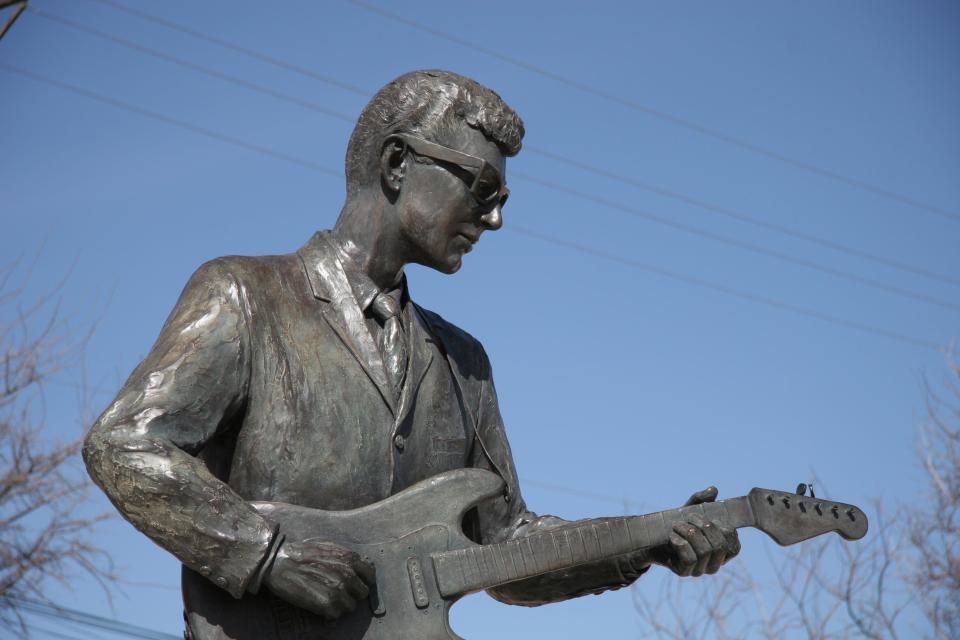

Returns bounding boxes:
[796,483,808,496]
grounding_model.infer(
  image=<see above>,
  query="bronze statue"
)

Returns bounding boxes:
[84,70,750,640]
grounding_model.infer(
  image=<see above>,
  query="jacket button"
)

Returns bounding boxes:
[393,434,405,451]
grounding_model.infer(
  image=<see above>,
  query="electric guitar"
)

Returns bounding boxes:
[188,468,867,639]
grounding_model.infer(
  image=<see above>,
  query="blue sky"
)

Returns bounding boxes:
[2,1,958,638]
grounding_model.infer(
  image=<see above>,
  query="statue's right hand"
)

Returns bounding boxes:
[263,540,376,620]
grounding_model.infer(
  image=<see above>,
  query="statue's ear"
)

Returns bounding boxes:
[379,136,407,196]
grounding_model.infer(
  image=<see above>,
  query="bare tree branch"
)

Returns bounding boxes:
[909,353,960,638]
[633,354,960,639]
[0,262,114,633]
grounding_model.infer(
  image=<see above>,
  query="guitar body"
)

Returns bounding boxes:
[183,469,506,640]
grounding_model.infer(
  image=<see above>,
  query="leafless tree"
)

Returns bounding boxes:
[632,503,912,639]
[0,262,113,630]
[910,355,960,639]
[633,356,960,639]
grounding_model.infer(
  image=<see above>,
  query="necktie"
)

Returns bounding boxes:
[370,292,408,401]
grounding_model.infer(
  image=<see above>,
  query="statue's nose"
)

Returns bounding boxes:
[480,204,502,230]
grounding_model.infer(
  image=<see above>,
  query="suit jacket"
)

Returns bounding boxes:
[84,232,637,637]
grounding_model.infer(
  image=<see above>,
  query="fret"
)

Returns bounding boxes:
[520,536,536,576]
[468,546,483,587]
[584,521,602,558]
[504,539,522,582]
[477,545,495,585]
[456,548,469,590]
[595,520,614,557]
[554,530,572,567]
[533,530,554,570]
[490,543,509,585]
[570,527,588,566]
[609,517,632,552]
[626,512,659,549]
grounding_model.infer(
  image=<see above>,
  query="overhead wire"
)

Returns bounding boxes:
[26,7,357,123]
[82,0,370,98]
[0,63,339,178]
[63,2,960,290]
[512,170,960,312]
[522,478,642,511]
[508,224,941,351]
[10,597,181,639]
[26,7,960,312]
[347,0,960,224]
[524,147,960,289]
[0,62,940,352]
[24,624,91,640]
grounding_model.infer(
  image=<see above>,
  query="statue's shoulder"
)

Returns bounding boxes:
[414,304,489,374]
[187,251,304,292]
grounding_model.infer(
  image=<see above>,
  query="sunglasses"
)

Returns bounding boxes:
[389,133,509,208]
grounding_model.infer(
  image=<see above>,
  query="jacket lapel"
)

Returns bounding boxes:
[297,232,397,415]
[395,305,436,426]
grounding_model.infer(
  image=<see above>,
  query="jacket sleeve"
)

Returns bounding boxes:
[468,347,649,607]
[83,259,277,598]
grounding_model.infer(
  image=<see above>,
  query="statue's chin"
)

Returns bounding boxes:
[423,254,462,275]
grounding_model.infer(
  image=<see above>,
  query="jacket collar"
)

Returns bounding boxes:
[298,231,345,303]
[297,231,397,413]
[297,231,434,421]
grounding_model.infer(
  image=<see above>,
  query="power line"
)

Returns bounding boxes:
[25,624,90,640]
[11,598,181,640]
[0,63,940,351]
[25,9,960,312]
[525,147,960,289]
[0,63,339,178]
[507,225,941,352]
[348,0,960,224]
[512,170,960,313]
[82,0,370,98]
[27,6,357,124]
[523,478,642,511]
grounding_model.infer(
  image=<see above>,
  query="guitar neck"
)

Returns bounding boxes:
[432,496,755,598]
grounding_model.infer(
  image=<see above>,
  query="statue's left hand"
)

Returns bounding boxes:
[635,486,741,577]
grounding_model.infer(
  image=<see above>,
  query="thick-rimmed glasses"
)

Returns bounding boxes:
[388,133,509,208]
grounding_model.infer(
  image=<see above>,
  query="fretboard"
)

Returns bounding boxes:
[431,496,755,598]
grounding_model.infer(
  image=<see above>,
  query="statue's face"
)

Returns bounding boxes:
[396,125,507,274]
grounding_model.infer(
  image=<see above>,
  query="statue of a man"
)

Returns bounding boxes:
[84,69,740,640]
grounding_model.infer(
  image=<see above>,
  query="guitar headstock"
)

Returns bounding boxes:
[748,488,868,546]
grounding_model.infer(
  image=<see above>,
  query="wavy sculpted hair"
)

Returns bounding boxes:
[344,69,525,196]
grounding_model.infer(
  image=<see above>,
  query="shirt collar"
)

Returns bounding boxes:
[331,238,407,314]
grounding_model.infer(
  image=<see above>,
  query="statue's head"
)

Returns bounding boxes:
[344,70,525,273]
[346,70,524,197]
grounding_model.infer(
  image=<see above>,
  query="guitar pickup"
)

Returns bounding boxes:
[407,557,430,609]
